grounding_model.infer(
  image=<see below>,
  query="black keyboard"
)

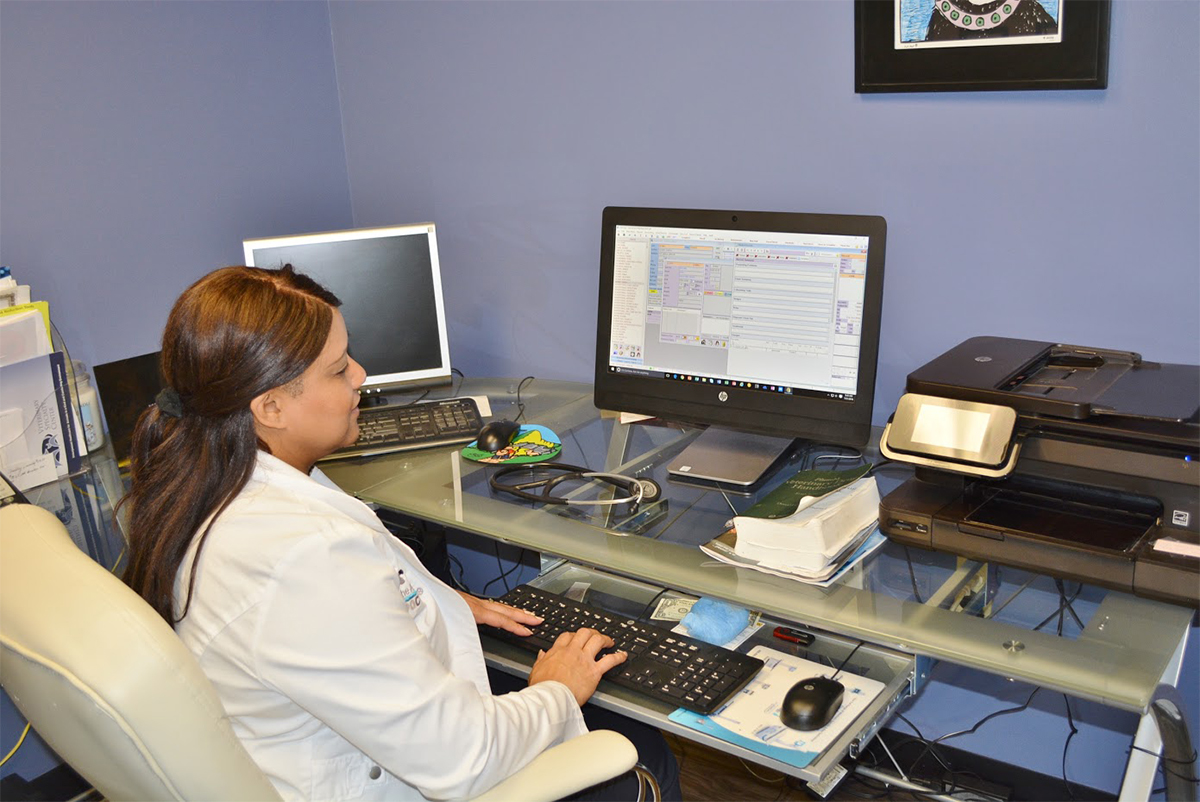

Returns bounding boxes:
[323,397,483,461]
[487,584,764,715]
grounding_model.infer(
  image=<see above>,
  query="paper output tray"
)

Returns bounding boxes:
[480,563,917,785]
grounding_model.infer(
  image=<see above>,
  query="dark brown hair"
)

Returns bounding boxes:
[121,265,340,625]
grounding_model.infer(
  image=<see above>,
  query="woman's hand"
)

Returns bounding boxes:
[527,628,627,707]
[456,590,543,637]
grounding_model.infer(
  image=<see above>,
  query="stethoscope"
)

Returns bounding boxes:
[488,462,662,515]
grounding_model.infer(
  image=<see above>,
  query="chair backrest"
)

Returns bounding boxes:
[0,503,281,802]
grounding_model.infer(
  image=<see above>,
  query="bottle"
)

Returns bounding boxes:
[70,359,105,452]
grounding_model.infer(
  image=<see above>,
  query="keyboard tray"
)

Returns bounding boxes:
[480,564,918,785]
[487,584,764,715]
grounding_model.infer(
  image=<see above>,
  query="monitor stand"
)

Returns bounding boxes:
[666,427,795,489]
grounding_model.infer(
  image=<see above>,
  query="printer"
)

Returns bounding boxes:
[878,336,1199,608]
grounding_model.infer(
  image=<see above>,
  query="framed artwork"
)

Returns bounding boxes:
[855,0,1111,93]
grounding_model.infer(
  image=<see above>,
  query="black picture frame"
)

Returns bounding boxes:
[855,0,1110,93]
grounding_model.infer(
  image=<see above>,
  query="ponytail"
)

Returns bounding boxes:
[121,265,339,625]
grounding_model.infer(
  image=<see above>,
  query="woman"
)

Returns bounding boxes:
[122,265,679,801]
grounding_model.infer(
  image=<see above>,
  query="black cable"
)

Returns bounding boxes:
[866,458,895,476]
[446,553,468,592]
[831,641,865,681]
[1128,744,1200,783]
[888,726,959,778]
[1062,694,1078,800]
[481,544,528,598]
[902,546,924,604]
[931,686,1041,745]
[1034,581,1082,634]
[396,388,432,407]
[1129,744,1200,766]
[809,447,867,469]
[634,588,672,622]
[897,687,1042,792]
[1056,580,1065,636]
[858,737,995,802]
[894,712,927,740]
[841,772,893,799]
[0,469,31,505]
[891,714,986,793]
[513,375,535,423]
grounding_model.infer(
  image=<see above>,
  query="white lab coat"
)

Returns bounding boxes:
[173,451,588,801]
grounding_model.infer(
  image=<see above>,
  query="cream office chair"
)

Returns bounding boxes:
[0,502,653,802]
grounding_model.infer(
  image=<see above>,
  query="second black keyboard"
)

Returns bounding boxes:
[487,584,764,715]
[323,397,483,461]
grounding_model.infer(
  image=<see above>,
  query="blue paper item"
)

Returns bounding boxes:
[680,597,750,645]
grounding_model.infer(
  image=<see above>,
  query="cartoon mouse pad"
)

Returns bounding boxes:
[461,425,562,464]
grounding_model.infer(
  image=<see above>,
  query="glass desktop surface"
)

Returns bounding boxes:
[16,449,129,577]
[320,377,1194,715]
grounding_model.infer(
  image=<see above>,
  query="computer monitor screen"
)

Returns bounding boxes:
[595,207,887,485]
[243,224,452,393]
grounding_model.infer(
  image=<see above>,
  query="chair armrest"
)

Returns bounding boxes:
[472,729,637,802]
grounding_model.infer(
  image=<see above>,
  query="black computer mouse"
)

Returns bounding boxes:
[476,419,521,452]
[780,676,844,731]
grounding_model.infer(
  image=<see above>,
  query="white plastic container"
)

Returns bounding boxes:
[70,359,105,452]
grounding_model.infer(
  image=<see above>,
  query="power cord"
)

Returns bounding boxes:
[447,553,469,592]
[513,375,535,423]
[0,468,32,505]
[481,544,529,597]
[1061,694,1078,800]
[0,724,31,768]
[831,641,865,682]
[891,705,1018,798]
[901,545,924,604]
[810,448,866,469]
[1129,744,1200,784]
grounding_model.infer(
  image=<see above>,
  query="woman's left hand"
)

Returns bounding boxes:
[457,591,543,637]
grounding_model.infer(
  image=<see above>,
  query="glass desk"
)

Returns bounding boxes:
[321,377,1196,798]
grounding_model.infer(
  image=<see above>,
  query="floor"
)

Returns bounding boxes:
[667,733,922,802]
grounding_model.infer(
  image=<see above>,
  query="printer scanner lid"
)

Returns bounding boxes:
[906,336,1200,425]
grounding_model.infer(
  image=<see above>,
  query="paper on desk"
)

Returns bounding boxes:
[700,525,887,588]
[668,646,886,770]
[466,394,492,418]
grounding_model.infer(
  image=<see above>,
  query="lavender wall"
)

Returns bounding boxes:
[326,1,1198,795]
[329,0,1200,426]
[0,0,352,784]
[0,0,353,370]
[1,0,1196,796]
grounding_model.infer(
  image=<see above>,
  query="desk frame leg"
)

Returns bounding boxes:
[923,557,993,614]
[1119,626,1194,801]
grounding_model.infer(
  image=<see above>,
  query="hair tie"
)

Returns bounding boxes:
[155,387,184,418]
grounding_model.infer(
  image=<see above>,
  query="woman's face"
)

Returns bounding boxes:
[266,309,366,471]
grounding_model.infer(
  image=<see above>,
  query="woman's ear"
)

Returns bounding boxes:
[250,389,286,431]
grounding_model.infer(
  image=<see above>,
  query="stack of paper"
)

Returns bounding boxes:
[698,466,887,585]
[0,301,84,490]
[733,477,881,573]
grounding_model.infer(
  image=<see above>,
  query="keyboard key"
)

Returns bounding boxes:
[486,584,764,715]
